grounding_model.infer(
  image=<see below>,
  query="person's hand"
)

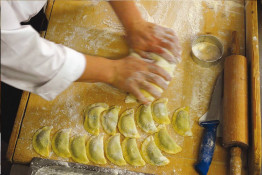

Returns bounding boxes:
[109,1,181,63]
[110,55,171,104]
[77,54,171,104]
[126,20,182,64]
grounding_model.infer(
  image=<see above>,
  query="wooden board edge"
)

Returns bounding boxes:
[6,92,30,162]
[45,0,55,20]
[40,31,46,38]
[245,1,262,175]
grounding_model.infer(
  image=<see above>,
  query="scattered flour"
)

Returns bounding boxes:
[25,1,245,174]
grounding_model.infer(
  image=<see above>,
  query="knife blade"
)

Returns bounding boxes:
[195,73,223,175]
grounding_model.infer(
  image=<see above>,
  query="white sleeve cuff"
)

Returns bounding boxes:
[35,47,86,101]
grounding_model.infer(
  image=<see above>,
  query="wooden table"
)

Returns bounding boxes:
[7,0,261,174]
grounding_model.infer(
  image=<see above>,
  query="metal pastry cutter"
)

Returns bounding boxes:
[191,35,224,67]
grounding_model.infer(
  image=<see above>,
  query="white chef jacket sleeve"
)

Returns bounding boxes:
[1,25,86,101]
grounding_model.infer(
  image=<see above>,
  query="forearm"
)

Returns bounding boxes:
[109,1,144,33]
[77,55,114,84]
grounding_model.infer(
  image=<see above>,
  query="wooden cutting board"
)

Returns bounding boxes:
[8,0,251,174]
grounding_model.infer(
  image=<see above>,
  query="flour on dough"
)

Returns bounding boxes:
[105,133,126,166]
[172,107,192,136]
[101,105,121,135]
[70,135,89,164]
[154,125,182,154]
[86,134,107,165]
[51,128,71,158]
[33,126,52,157]
[118,109,140,138]
[84,103,108,135]
[122,138,145,166]
[141,136,169,166]
[152,98,170,124]
[136,104,157,134]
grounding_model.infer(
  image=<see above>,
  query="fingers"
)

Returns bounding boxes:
[134,49,150,60]
[158,47,176,64]
[126,21,182,64]
[158,36,181,63]
[158,45,181,64]
[129,75,167,104]
[167,39,182,59]
[148,45,165,54]
[153,26,182,63]
[165,28,176,36]
[160,37,181,54]
[144,72,168,90]
[148,63,172,81]
[139,81,161,99]
[135,46,180,65]
[127,71,170,104]
[112,55,173,105]
[129,84,149,104]
[147,45,180,64]
[165,32,180,50]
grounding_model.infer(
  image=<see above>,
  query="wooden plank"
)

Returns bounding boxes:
[6,92,30,162]
[45,0,55,21]
[10,0,248,174]
[245,1,262,174]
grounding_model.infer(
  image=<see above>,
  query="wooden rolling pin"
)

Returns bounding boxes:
[223,31,248,175]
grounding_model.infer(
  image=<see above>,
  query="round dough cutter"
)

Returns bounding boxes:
[191,35,224,66]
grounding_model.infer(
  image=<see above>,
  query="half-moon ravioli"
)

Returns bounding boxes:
[152,98,170,124]
[70,135,89,164]
[84,103,108,135]
[122,138,145,166]
[101,106,121,135]
[51,128,71,158]
[172,107,192,136]
[86,134,106,164]
[105,133,126,166]
[141,136,169,166]
[118,109,139,138]
[154,125,182,154]
[33,126,52,157]
[136,104,157,134]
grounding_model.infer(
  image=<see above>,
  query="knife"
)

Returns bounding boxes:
[195,73,223,175]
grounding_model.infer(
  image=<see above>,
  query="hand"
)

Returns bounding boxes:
[77,55,171,104]
[110,55,171,104]
[126,20,182,64]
